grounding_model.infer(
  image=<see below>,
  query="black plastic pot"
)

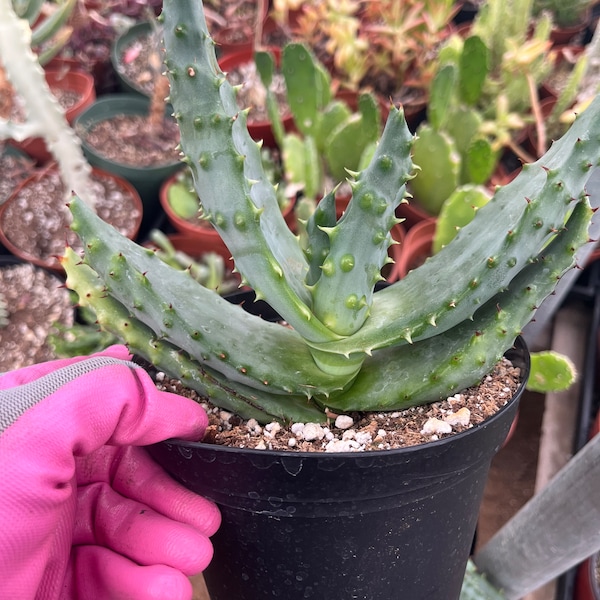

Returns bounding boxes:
[149,337,529,600]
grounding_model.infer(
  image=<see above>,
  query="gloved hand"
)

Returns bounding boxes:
[0,345,221,600]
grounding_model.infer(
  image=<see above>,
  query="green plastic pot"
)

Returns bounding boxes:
[74,94,181,235]
[110,21,155,97]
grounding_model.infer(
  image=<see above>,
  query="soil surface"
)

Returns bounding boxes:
[0,167,141,269]
[0,148,34,205]
[0,83,82,122]
[154,357,522,452]
[0,262,74,372]
[116,28,166,97]
[78,114,180,167]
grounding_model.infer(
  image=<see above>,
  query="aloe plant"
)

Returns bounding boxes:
[61,0,600,425]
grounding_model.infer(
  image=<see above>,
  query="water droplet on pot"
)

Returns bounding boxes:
[178,446,193,459]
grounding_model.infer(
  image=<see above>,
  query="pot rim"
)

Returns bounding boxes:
[159,336,530,459]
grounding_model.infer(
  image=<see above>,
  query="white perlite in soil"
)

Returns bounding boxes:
[154,357,522,452]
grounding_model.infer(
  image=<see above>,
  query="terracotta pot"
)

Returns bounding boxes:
[157,178,231,260]
[212,2,269,56]
[218,47,294,147]
[395,217,436,279]
[0,165,143,272]
[574,409,600,599]
[550,7,592,46]
[396,198,436,232]
[143,232,243,294]
[489,161,521,188]
[17,68,96,164]
[145,232,230,262]
[159,169,297,247]
[383,222,407,283]
[575,552,600,600]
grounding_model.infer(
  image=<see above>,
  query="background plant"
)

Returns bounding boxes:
[256,42,382,205]
[62,0,600,426]
[533,0,595,28]
[288,0,457,101]
[471,0,555,118]
[0,0,95,207]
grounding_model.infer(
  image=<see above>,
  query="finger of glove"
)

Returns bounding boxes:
[71,545,194,600]
[74,482,214,574]
[77,447,221,537]
[0,345,131,389]
[4,359,208,455]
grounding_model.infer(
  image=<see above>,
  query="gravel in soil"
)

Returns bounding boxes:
[0,167,141,269]
[0,149,34,206]
[116,29,166,97]
[0,262,74,372]
[0,84,82,122]
[78,114,180,168]
[154,357,522,452]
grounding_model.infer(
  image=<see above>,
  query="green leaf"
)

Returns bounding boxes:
[429,64,456,130]
[463,137,498,185]
[527,351,577,393]
[459,35,489,106]
[433,185,492,253]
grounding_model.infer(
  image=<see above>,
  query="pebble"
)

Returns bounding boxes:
[421,417,453,435]
[302,423,326,441]
[444,407,471,427]
[335,415,354,429]
[246,419,262,434]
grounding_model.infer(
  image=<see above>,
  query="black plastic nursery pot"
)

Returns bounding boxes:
[149,338,529,600]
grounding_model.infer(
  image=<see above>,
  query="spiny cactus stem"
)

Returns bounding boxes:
[68,196,359,396]
[324,198,592,411]
[61,248,326,424]
[311,100,600,358]
[162,0,340,344]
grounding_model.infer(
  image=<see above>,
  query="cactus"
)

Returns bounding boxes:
[433,184,493,253]
[62,0,600,424]
[256,42,382,202]
[410,36,501,214]
[471,0,554,116]
[526,350,578,393]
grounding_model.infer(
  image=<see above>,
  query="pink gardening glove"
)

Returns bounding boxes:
[0,345,221,600]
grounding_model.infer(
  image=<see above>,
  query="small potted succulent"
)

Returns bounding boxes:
[533,0,596,44]
[61,1,600,598]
